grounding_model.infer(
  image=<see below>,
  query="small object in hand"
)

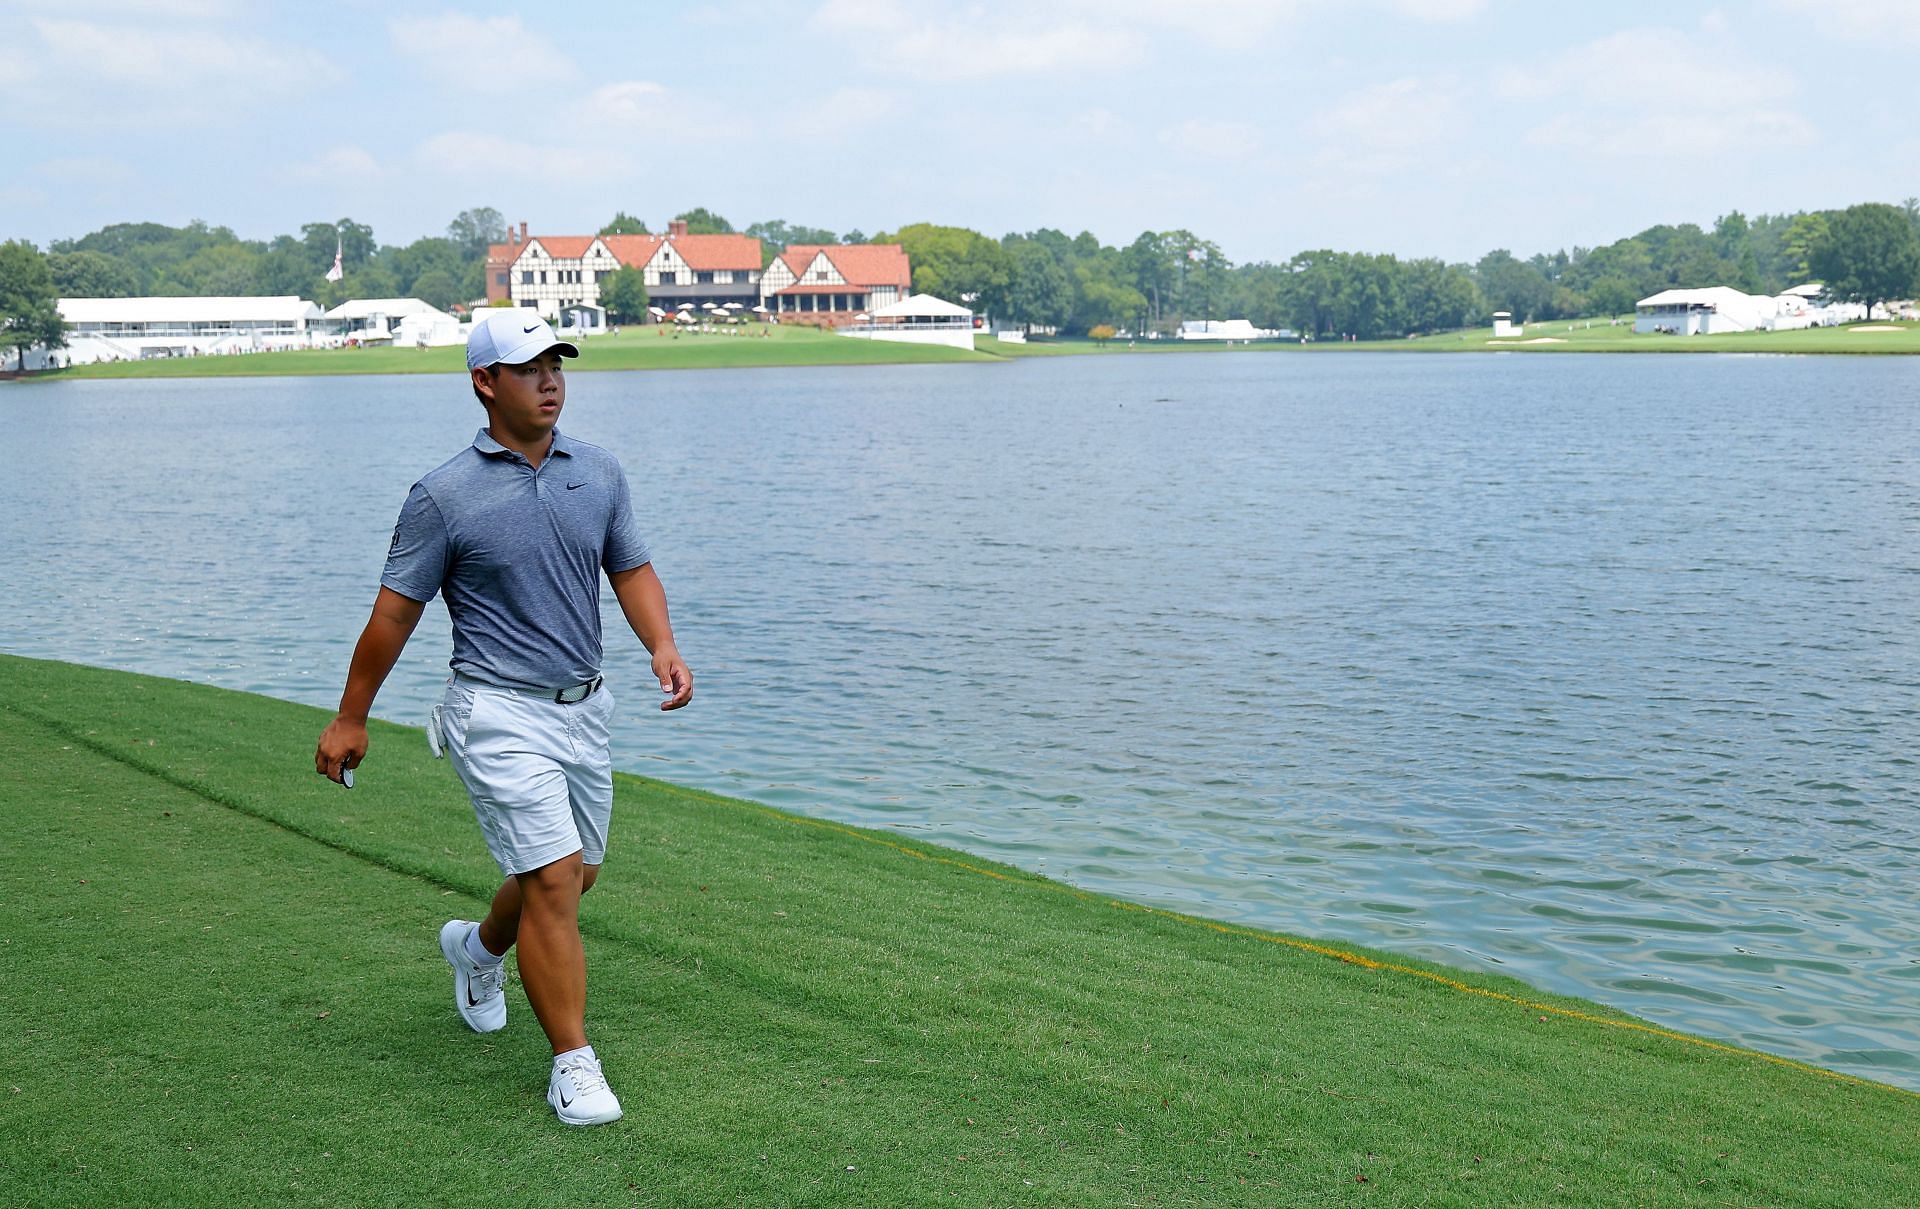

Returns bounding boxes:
[342,766,354,789]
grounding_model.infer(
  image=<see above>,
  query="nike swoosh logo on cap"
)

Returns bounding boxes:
[523,323,540,333]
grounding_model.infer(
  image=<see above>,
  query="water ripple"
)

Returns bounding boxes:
[4,353,1919,1090]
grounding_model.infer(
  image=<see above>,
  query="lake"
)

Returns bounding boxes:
[4,351,1917,1089]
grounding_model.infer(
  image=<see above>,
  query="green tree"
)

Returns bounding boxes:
[1002,238,1073,331]
[1398,258,1483,333]
[599,266,650,323]
[409,268,463,311]
[447,207,506,259]
[302,219,375,277]
[1585,276,1640,319]
[1781,212,1831,285]
[1809,202,1920,319]
[877,223,1012,316]
[744,219,839,267]
[0,241,67,370]
[599,212,650,236]
[1475,249,1556,322]
[673,207,734,235]
[48,250,137,298]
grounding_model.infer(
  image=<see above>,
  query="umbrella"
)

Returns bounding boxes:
[750,305,769,314]
[676,302,694,311]
[674,311,696,323]
[701,302,720,311]
[647,306,667,318]
[854,314,869,322]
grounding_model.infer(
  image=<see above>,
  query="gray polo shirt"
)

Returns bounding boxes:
[382,428,650,691]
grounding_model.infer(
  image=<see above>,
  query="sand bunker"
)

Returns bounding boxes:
[1849,324,1904,332]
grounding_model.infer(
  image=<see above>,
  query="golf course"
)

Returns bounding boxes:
[18,316,1920,384]
[3,653,1916,1206]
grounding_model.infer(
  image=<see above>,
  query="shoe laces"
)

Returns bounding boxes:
[473,959,505,1000]
[561,1057,608,1097]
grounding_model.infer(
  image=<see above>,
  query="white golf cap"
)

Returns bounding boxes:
[466,311,580,370]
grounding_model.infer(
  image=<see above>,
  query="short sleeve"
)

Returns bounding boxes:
[380,484,450,603]
[602,467,651,573]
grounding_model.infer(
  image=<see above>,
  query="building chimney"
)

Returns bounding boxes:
[519,221,529,244]
[668,220,688,238]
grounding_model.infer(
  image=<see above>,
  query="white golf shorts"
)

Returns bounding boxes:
[438,676,617,876]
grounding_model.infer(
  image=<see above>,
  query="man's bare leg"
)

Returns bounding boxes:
[476,861,600,957]
[502,852,598,1055]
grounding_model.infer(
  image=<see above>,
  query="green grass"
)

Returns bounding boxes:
[1393,318,1920,355]
[25,318,1919,384]
[41,323,997,380]
[3,653,1917,1206]
[995,321,1920,358]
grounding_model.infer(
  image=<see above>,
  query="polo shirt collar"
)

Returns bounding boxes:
[472,427,576,460]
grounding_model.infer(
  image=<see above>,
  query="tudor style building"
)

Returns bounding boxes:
[759,244,912,327]
[485,220,764,320]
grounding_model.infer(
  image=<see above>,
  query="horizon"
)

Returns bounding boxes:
[2,2,1917,265]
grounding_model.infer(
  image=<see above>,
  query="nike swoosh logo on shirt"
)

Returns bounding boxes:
[567,482,586,490]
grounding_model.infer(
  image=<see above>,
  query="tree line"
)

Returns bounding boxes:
[6,198,1919,368]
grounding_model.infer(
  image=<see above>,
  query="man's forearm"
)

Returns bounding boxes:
[608,564,676,653]
[337,588,426,719]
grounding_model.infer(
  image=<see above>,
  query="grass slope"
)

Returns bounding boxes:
[44,323,997,381]
[2,654,1915,1207]
[988,321,1920,358]
[24,319,1919,384]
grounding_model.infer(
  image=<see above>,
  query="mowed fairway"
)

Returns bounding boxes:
[3,654,1916,1207]
[46,321,994,380]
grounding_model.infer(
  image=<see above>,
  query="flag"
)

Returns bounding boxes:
[325,238,343,283]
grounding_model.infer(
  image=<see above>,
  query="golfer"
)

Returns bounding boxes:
[314,311,693,1126]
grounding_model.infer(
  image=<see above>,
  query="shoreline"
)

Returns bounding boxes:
[3,652,1917,1203]
[8,319,1918,383]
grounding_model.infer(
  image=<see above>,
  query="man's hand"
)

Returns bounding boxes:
[653,644,693,711]
[609,563,692,711]
[316,715,368,784]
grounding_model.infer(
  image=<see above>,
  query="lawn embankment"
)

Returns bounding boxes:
[993,320,1920,358]
[43,323,999,380]
[3,653,1916,1206]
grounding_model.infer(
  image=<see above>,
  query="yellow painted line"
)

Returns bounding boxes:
[632,773,1920,1102]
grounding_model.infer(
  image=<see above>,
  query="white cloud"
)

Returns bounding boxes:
[286,146,381,183]
[588,80,672,125]
[1160,119,1263,159]
[389,13,576,83]
[1766,0,1920,44]
[34,156,135,184]
[412,131,624,184]
[1498,27,1813,157]
[810,0,1147,79]
[1317,75,1463,153]
[27,16,338,97]
[1385,0,1486,20]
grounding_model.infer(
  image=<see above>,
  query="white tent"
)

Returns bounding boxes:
[869,293,972,320]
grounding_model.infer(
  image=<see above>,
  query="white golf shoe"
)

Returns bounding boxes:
[548,1052,623,1126]
[438,919,506,1033]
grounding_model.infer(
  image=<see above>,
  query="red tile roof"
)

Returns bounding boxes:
[666,233,763,272]
[777,244,911,289]
[825,244,911,289]
[599,234,665,268]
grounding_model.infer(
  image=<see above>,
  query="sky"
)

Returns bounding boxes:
[2,0,1916,265]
